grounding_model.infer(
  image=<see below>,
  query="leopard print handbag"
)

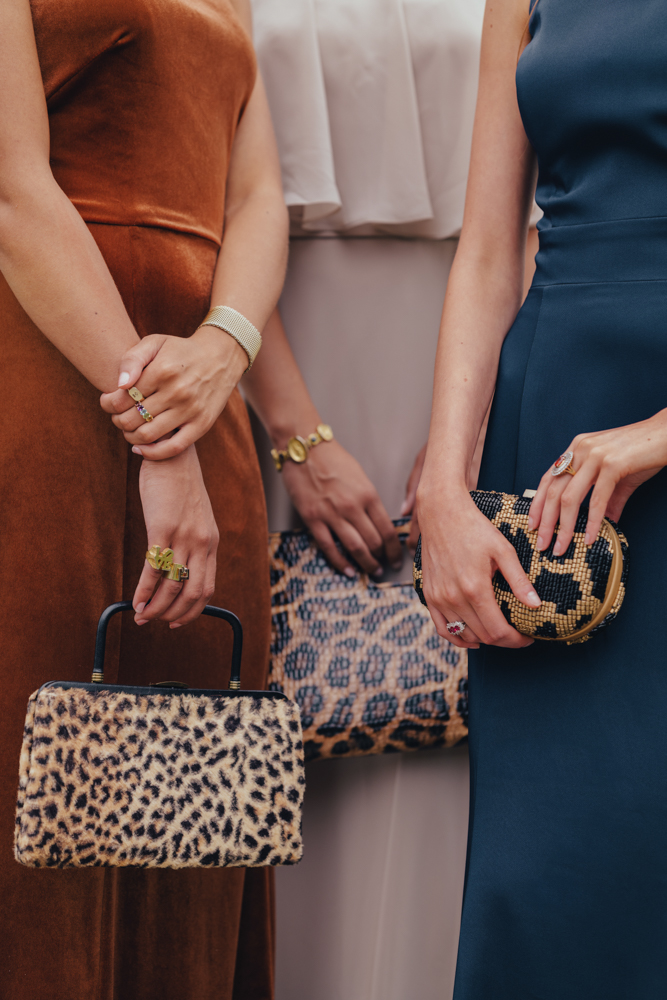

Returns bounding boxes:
[15,602,305,869]
[413,491,629,645]
[268,520,468,762]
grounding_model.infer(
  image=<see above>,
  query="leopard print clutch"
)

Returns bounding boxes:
[269,520,468,762]
[15,603,305,869]
[413,491,629,645]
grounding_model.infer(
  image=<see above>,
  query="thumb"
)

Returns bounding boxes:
[100,335,167,414]
[116,335,166,389]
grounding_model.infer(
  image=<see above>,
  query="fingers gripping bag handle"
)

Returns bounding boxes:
[91,601,244,687]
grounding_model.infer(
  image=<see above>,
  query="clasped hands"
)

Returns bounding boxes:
[100,325,248,460]
[99,327,246,629]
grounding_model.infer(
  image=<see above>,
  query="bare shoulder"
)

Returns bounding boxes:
[228,0,252,36]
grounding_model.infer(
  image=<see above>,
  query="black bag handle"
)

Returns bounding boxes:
[91,601,244,689]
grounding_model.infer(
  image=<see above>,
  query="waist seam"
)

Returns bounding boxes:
[83,219,221,249]
[532,276,667,288]
[539,213,667,232]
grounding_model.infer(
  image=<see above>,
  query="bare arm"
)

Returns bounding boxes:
[402,224,540,547]
[0,0,140,390]
[210,0,288,328]
[0,0,236,631]
[100,0,289,460]
[421,0,536,501]
[244,309,403,576]
[416,0,540,649]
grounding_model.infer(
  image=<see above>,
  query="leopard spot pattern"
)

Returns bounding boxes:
[414,492,629,644]
[15,686,305,869]
[269,522,468,762]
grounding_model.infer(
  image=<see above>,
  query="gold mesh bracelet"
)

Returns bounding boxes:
[198,305,262,372]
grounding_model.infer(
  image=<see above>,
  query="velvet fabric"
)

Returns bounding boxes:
[0,3,274,998]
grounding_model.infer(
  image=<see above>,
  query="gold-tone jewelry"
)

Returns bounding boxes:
[551,450,576,477]
[198,305,262,372]
[128,386,154,423]
[271,424,334,472]
[145,545,190,582]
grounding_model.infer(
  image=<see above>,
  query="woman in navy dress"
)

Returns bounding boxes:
[418,0,667,996]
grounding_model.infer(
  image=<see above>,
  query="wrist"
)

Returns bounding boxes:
[191,325,247,383]
[416,473,470,510]
[197,305,262,371]
[268,411,323,450]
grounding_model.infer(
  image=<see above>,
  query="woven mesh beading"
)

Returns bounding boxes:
[413,491,628,644]
[269,521,468,762]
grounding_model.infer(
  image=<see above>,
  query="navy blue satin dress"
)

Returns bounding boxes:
[454,3,667,997]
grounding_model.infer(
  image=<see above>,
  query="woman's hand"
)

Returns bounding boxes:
[529,414,667,555]
[133,445,219,627]
[282,441,403,578]
[401,444,426,551]
[417,487,540,649]
[99,326,248,461]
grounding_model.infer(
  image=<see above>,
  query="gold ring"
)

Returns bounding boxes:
[128,386,153,423]
[145,545,189,582]
[551,450,576,477]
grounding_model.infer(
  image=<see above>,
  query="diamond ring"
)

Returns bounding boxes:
[551,450,576,477]
[446,621,467,638]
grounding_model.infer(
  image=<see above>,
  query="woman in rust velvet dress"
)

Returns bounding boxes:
[0,0,288,997]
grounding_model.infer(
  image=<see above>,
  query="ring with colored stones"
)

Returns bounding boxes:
[551,450,576,477]
[128,386,154,423]
[446,621,467,638]
[146,545,189,582]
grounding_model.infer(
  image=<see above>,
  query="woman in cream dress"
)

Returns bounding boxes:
[250,2,530,997]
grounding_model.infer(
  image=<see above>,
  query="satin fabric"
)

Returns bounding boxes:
[455,2,667,996]
[252,0,486,237]
[0,3,274,998]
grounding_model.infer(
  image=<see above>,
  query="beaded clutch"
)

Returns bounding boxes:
[269,521,468,762]
[413,491,629,645]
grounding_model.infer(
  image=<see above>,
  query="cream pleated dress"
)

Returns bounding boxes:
[250,2,483,997]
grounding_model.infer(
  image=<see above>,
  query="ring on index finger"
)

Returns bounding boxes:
[551,450,576,477]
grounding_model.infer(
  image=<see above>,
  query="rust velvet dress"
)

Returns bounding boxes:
[0,1,274,997]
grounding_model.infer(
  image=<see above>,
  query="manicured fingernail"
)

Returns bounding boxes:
[527,517,535,530]
[526,590,541,607]
[170,623,182,629]
[537,535,545,550]
[136,618,148,625]
[132,446,143,456]
[584,532,591,545]
[343,568,356,579]
[553,540,562,556]
[118,372,131,386]
[135,602,146,614]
